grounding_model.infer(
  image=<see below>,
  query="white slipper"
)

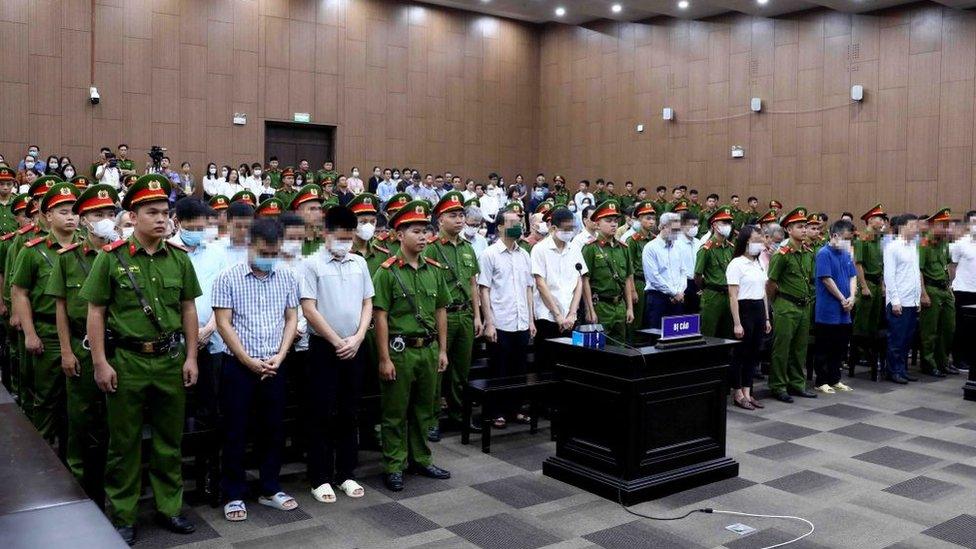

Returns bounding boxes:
[311,483,336,503]
[258,491,298,511]
[223,500,247,522]
[339,479,365,498]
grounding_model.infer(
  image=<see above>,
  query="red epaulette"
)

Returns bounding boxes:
[103,239,127,252]
[424,257,444,268]
[702,239,714,250]
[24,236,45,248]
[373,243,390,255]
[380,256,398,269]
[374,233,387,242]
[631,233,644,242]
[778,245,792,255]
[57,242,81,255]
[0,232,16,241]
[16,223,34,235]
[166,240,188,253]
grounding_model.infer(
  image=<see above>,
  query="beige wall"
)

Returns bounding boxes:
[539,4,976,216]
[0,0,539,180]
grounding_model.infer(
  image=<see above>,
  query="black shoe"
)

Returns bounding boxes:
[924,369,947,378]
[787,388,818,398]
[407,463,451,479]
[944,365,961,375]
[886,375,908,384]
[772,391,794,403]
[467,421,483,434]
[427,426,441,442]
[154,513,195,535]
[383,471,404,492]
[116,525,136,546]
[904,374,919,382]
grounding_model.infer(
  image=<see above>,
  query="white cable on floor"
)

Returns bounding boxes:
[709,509,815,549]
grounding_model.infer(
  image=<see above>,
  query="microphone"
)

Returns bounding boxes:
[575,262,583,273]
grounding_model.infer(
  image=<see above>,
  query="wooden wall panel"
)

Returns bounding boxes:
[0,0,538,181]
[538,3,976,216]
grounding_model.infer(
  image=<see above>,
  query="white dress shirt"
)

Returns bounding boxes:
[300,251,374,339]
[530,235,588,322]
[569,228,596,253]
[951,233,976,292]
[478,240,535,332]
[677,234,702,280]
[203,176,224,196]
[478,194,499,223]
[573,191,595,210]
[883,237,921,307]
[642,235,688,295]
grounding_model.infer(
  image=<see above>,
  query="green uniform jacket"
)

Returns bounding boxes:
[626,231,652,282]
[44,240,100,328]
[582,237,633,300]
[853,231,883,277]
[316,169,339,185]
[266,169,282,189]
[919,236,950,284]
[422,236,479,306]
[652,199,670,217]
[274,188,299,207]
[372,254,451,336]
[3,225,43,306]
[619,193,636,212]
[695,236,734,290]
[78,237,202,339]
[354,239,391,276]
[302,237,323,257]
[10,234,73,320]
[697,209,716,238]
[768,241,815,300]
[0,198,19,235]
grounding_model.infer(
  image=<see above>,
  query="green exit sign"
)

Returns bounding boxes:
[293,112,311,123]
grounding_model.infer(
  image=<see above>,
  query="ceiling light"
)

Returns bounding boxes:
[678,0,689,9]
[757,0,768,4]
[611,4,622,13]
[555,6,566,17]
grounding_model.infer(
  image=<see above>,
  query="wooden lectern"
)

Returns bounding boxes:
[540,332,739,506]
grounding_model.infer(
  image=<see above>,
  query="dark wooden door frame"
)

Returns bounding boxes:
[264,121,337,170]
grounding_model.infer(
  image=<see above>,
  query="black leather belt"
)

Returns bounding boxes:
[32,312,57,325]
[864,273,881,285]
[594,294,623,305]
[923,276,949,290]
[704,283,728,294]
[777,292,812,307]
[114,332,180,356]
[389,334,435,350]
[445,303,469,313]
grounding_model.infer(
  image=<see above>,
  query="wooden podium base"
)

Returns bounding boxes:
[543,455,739,506]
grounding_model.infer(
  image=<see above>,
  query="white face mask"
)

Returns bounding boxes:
[833,239,852,252]
[747,242,764,257]
[91,218,117,241]
[25,161,35,169]
[209,167,217,175]
[717,224,732,237]
[970,224,976,235]
[556,230,575,243]
[330,239,353,258]
[463,225,478,238]
[63,169,75,179]
[631,220,641,231]
[685,226,698,238]
[356,222,376,241]
[281,239,302,258]
[221,170,228,178]
[203,226,219,242]
[121,227,135,239]
[535,221,549,235]
[253,169,262,177]
[351,170,360,178]
[48,162,58,170]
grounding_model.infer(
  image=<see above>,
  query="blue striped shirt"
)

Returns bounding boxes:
[212,262,299,359]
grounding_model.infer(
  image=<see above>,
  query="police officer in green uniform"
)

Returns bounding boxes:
[423,191,481,442]
[0,194,31,389]
[316,161,339,187]
[380,192,412,257]
[45,184,119,504]
[851,204,886,374]
[625,201,655,342]
[619,181,637,212]
[698,194,719,238]
[11,183,80,451]
[651,186,670,217]
[919,208,958,377]
[372,200,452,492]
[79,174,202,544]
[767,207,818,403]
[582,199,634,343]
[552,175,570,206]
[0,166,19,234]
[274,168,300,207]
[350,193,390,274]
[256,197,285,218]
[696,206,736,338]
[289,183,325,256]
[265,156,282,188]
[807,213,829,252]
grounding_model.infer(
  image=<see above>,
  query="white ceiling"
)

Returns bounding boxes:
[414,0,971,25]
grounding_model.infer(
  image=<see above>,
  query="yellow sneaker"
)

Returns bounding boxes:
[832,382,853,392]
[815,384,836,394]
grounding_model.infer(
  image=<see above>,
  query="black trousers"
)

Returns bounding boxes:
[534,319,572,374]
[731,300,765,389]
[302,336,364,487]
[813,323,852,387]
[489,329,529,416]
[220,353,287,501]
[953,291,976,367]
[684,278,701,314]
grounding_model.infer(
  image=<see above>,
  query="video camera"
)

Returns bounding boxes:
[148,145,166,167]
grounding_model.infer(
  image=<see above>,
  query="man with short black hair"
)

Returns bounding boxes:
[883,214,922,384]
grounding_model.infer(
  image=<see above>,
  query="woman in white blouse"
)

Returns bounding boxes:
[202,162,224,197]
[221,168,247,198]
[726,225,770,411]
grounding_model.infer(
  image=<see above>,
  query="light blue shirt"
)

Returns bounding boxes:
[177,237,229,354]
[642,235,688,296]
[465,232,488,258]
[377,180,398,204]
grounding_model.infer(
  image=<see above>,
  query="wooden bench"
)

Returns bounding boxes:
[461,372,556,454]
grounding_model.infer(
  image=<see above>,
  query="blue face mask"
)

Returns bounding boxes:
[180,229,205,247]
[252,256,279,273]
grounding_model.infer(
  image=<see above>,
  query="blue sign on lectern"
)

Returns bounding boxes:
[661,314,701,340]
